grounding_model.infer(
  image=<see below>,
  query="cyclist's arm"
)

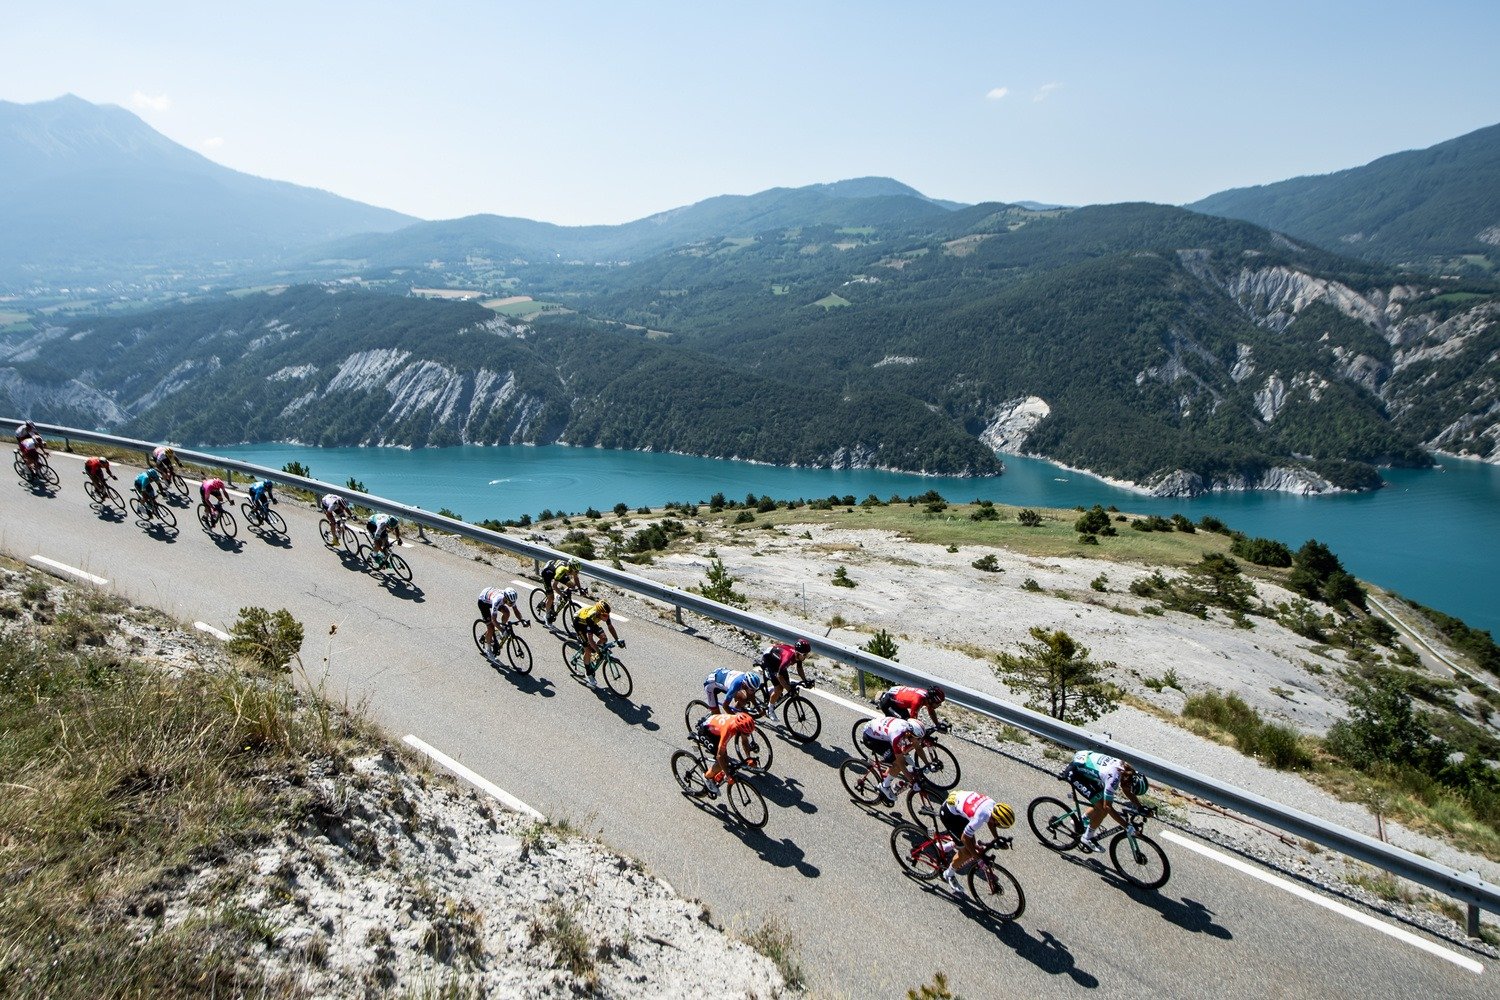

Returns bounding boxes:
[606,621,620,642]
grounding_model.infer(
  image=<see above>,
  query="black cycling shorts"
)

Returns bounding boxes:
[877,691,912,720]
[541,565,556,584]
[861,731,896,763]
[575,621,603,641]
[477,599,497,622]
[941,809,970,840]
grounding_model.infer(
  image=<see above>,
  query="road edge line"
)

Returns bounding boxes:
[29,555,108,586]
[403,734,545,821]
[804,684,873,716]
[1159,830,1484,974]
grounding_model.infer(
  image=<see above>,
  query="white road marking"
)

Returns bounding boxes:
[1159,830,1484,974]
[805,684,873,716]
[194,622,231,641]
[29,555,108,586]
[403,734,546,821]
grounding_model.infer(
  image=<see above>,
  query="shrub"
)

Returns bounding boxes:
[1074,504,1110,535]
[701,557,745,606]
[1184,692,1310,769]
[1090,574,1108,592]
[1171,513,1196,533]
[862,629,899,661]
[281,460,311,478]
[584,506,602,519]
[972,554,1000,572]
[831,566,857,588]
[970,502,1000,521]
[1198,515,1230,534]
[227,607,304,673]
[1021,578,1041,592]
[1078,534,1099,545]
[1230,533,1293,567]
[1017,509,1042,527]
[734,510,756,524]
[558,530,596,560]
[1131,515,1173,532]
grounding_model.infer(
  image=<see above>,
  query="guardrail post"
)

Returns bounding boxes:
[858,671,867,698]
[1469,902,1481,939]
[674,604,684,626]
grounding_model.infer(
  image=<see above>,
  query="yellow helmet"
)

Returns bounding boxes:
[163,447,175,459]
[992,802,1015,828]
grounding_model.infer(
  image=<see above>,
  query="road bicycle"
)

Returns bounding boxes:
[471,617,534,674]
[682,699,775,773]
[669,744,768,829]
[318,513,358,550]
[83,474,125,511]
[850,717,961,791]
[530,582,584,631]
[159,465,190,501]
[1027,782,1171,890]
[889,823,1025,920]
[241,497,287,535]
[746,672,822,743]
[13,449,59,487]
[129,492,177,529]
[561,638,631,697]
[839,750,950,807]
[355,532,413,582]
[197,499,238,538]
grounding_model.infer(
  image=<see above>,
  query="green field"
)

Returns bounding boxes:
[487,299,559,317]
[811,293,850,309]
[836,227,875,236]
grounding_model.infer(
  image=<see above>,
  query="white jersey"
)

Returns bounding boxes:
[320,494,345,514]
[478,587,517,610]
[943,790,996,838]
[865,716,917,745]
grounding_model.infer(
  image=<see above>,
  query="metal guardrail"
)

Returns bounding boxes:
[21,421,1500,933]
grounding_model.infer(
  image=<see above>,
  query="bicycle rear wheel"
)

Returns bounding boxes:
[472,618,492,656]
[561,640,587,681]
[130,497,149,521]
[851,717,874,753]
[838,758,885,805]
[1110,831,1170,890]
[602,653,632,698]
[1026,796,1083,851]
[502,633,534,674]
[529,587,550,624]
[738,731,773,773]
[318,520,337,546]
[196,503,212,531]
[684,699,714,735]
[671,750,708,797]
[920,743,961,791]
[890,823,947,880]
[726,779,768,829]
[969,861,1026,920]
[779,693,821,742]
[11,454,24,479]
[240,501,259,526]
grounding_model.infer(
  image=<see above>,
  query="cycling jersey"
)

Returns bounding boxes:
[18,437,37,454]
[478,587,517,611]
[368,514,396,539]
[248,481,274,504]
[704,668,756,708]
[16,422,34,441]
[881,686,930,719]
[200,479,227,501]
[757,643,799,677]
[151,447,173,465]
[134,470,159,495]
[942,790,996,839]
[1071,750,1126,802]
[702,711,755,752]
[575,601,609,626]
[863,716,918,755]
[85,457,109,477]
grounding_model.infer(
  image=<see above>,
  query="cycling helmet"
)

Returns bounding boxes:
[502,588,518,604]
[598,601,611,613]
[991,802,1016,829]
[794,638,811,655]
[568,557,581,570]
[163,447,175,459]
[1129,773,1149,797]
[928,685,947,706]
[746,672,764,690]
[906,720,928,741]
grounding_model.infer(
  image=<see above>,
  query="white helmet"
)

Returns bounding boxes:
[905,720,927,741]
[502,587,518,604]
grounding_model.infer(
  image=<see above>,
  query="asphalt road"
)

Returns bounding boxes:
[5,455,1492,999]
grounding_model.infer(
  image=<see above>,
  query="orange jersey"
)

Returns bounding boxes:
[705,711,755,751]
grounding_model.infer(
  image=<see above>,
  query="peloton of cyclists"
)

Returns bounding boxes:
[477,586,529,651]
[937,788,1016,891]
[697,710,758,798]
[860,715,928,804]
[879,684,947,729]
[573,599,623,688]
[320,493,353,542]
[541,557,586,623]
[757,637,812,720]
[703,666,762,714]
[366,512,404,565]
[1066,750,1149,853]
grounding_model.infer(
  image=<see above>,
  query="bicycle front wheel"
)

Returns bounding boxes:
[555,598,576,632]
[779,693,821,742]
[921,743,961,791]
[1110,831,1170,890]
[503,633,534,674]
[890,823,947,880]
[839,758,884,804]
[602,654,632,698]
[671,750,707,797]
[40,464,59,487]
[1027,796,1083,851]
[386,552,412,582]
[218,509,238,538]
[264,509,287,534]
[726,779,768,829]
[104,486,125,510]
[155,503,177,529]
[904,786,942,828]
[970,861,1026,920]
[684,699,714,735]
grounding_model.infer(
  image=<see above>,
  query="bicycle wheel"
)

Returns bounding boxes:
[555,598,576,632]
[264,509,287,534]
[904,785,943,827]
[839,758,885,805]
[561,640,587,681]
[684,699,714,735]
[218,509,238,538]
[473,618,492,656]
[240,501,259,526]
[671,750,708,797]
[969,861,1026,920]
[502,633,534,674]
[529,587,550,623]
[40,464,59,487]
[920,743,961,791]
[166,471,188,499]
[130,497,149,521]
[1027,796,1083,851]
[155,503,177,529]
[340,525,358,553]
[726,778,769,829]
[196,503,212,531]
[11,454,24,478]
[1110,831,1171,890]
[104,486,124,510]
[778,693,822,742]
[318,520,337,546]
[890,823,948,881]
[386,552,412,582]
[738,731,773,772]
[602,653,632,698]
[851,717,874,753]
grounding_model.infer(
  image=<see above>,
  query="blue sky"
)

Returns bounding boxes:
[4,1,1497,225]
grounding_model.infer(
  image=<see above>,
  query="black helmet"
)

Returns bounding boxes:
[794,638,811,654]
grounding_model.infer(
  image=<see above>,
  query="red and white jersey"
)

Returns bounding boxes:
[943,790,996,838]
[865,716,919,748]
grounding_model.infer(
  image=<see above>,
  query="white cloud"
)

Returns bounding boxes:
[130,91,172,112]
[1033,82,1062,103]
[200,136,225,150]
[986,87,1010,101]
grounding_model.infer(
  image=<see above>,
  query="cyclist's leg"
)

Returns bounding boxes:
[478,600,495,644]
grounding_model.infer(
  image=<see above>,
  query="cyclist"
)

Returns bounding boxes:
[1066,750,1148,853]
[17,433,44,475]
[573,599,622,688]
[477,586,529,650]
[541,557,586,623]
[15,419,38,448]
[696,710,758,798]
[320,493,352,542]
[84,456,118,491]
[879,684,947,729]
[366,512,404,565]
[133,467,163,507]
[247,478,278,516]
[150,445,181,481]
[756,638,812,721]
[200,477,231,524]
[860,715,926,803]
[703,666,762,714]
[938,789,1015,891]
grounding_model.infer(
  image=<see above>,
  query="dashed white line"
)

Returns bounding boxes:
[403,734,545,821]
[194,622,231,641]
[29,555,108,586]
[1159,830,1484,974]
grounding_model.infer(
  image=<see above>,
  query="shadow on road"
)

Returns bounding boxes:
[486,657,557,698]
[756,774,818,816]
[777,733,848,770]
[249,529,293,550]
[593,689,661,732]
[139,520,179,542]
[379,578,425,603]
[1123,887,1233,939]
[206,532,244,554]
[728,822,820,878]
[92,503,126,523]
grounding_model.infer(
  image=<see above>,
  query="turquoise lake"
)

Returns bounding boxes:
[214,443,1500,636]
